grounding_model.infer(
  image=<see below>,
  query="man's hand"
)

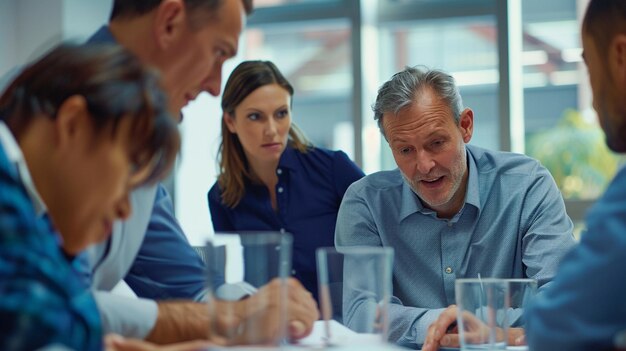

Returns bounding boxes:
[143,278,318,346]
[422,305,526,350]
[213,277,319,345]
[422,305,459,351]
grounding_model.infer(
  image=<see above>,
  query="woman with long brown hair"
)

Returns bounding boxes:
[208,60,364,302]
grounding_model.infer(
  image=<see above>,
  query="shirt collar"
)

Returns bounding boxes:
[88,26,117,44]
[277,145,300,172]
[399,146,481,221]
[0,121,47,215]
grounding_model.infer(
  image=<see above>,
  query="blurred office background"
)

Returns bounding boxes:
[0,0,618,244]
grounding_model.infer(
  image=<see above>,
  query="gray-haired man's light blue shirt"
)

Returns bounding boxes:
[335,144,576,349]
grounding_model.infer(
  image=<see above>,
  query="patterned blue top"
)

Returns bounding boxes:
[208,146,364,301]
[335,144,576,349]
[526,165,626,351]
[0,127,102,350]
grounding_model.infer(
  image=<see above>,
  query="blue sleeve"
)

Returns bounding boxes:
[526,168,626,351]
[332,151,365,199]
[519,162,575,287]
[125,184,208,301]
[208,182,235,232]
[0,159,102,351]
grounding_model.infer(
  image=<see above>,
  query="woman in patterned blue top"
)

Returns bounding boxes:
[0,44,180,351]
[208,61,365,303]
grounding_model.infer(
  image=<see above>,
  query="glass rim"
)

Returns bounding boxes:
[316,246,394,256]
[455,278,537,284]
[206,231,293,245]
[505,278,537,283]
[455,278,507,284]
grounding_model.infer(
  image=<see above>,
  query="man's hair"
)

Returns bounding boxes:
[218,60,311,208]
[583,0,626,57]
[0,43,180,185]
[110,0,253,22]
[372,66,464,138]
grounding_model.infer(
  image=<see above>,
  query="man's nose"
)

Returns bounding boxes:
[202,63,224,97]
[415,150,435,175]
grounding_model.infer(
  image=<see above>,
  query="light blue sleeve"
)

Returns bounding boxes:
[519,163,576,287]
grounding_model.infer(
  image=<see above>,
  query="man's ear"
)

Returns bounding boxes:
[610,34,626,89]
[54,95,90,149]
[153,0,187,50]
[224,112,237,134]
[458,108,474,143]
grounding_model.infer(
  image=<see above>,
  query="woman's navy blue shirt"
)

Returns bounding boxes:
[208,146,364,302]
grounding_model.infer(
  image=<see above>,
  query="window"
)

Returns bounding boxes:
[174,0,606,236]
[376,15,499,170]
[521,0,621,201]
[244,19,355,155]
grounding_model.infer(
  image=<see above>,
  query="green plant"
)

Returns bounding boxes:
[526,109,620,199]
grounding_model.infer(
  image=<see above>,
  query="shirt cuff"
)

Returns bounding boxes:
[415,308,446,343]
[93,291,158,339]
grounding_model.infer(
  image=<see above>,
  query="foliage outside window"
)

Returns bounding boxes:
[526,109,621,199]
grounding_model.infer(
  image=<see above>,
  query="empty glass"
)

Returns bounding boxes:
[505,278,537,350]
[205,232,293,346]
[316,246,394,346]
[455,278,509,350]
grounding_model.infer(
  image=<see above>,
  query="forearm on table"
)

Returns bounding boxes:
[145,301,210,344]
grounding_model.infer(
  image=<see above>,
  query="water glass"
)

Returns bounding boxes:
[455,278,509,350]
[316,246,394,346]
[205,231,292,346]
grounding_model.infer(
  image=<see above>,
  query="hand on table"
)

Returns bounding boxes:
[422,305,460,351]
[422,305,526,351]
[213,277,319,345]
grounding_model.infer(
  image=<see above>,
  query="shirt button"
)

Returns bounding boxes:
[445,267,453,274]
[280,228,286,233]
[447,222,453,227]
[276,168,283,175]
[291,269,297,275]
[277,187,284,193]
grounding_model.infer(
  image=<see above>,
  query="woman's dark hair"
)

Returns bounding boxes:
[0,43,180,185]
[218,60,310,208]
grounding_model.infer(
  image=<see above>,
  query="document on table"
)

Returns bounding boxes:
[207,321,408,350]
[293,320,359,347]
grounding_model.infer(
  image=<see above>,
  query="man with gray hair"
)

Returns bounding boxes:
[335,66,575,350]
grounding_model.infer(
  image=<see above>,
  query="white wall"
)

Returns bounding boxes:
[62,0,112,42]
[0,0,112,77]
[0,1,18,79]
[0,0,227,246]
[176,56,245,246]
[15,0,63,65]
